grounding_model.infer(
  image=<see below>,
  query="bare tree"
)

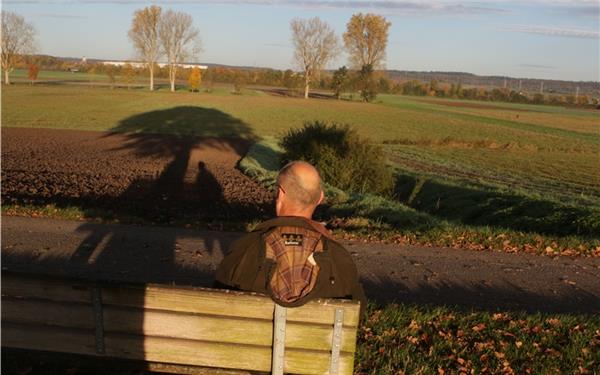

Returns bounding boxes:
[1,11,36,84]
[128,5,162,91]
[159,10,201,92]
[343,13,391,69]
[290,17,339,99]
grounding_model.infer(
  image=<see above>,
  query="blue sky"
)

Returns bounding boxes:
[3,0,599,81]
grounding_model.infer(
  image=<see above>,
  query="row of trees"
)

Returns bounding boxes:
[128,6,200,91]
[291,14,391,100]
[396,80,596,106]
[3,9,596,107]
[129,8,392,100]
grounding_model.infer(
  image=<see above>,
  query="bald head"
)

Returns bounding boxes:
[276,161,323,217]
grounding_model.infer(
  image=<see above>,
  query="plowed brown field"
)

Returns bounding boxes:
[1,128,272,221]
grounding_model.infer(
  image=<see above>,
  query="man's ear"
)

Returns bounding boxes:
[317,190,324,205]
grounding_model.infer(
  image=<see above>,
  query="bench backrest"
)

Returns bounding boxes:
[1,273,360,374]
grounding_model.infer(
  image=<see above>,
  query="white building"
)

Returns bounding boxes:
[102,60,207,69]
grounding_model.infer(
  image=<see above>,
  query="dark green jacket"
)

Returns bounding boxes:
[215,216,367,317]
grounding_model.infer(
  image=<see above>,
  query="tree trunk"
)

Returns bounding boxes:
[149,66,154,91]
[5,69,10,85]
[170,64,176,92]
[303,72,310,99]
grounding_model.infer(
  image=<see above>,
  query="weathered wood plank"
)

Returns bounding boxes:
[146,362,253,375]
[285,323,357,353]
[106,334,354,374]
[105,333,272,372]
[103,306,273,346]
[2,298,95,329]
[2,273,360,327]
[2,323,97,355]
[103,285,360,327]
[102,286,276,321]
[2,274,92,303]
[104,307,357,352]
[285,350,355,375]
[286,299,361,328]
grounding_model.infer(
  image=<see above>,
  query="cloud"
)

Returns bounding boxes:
[504,25,600,39]
[3,0,510,15]
[518,63,557,69]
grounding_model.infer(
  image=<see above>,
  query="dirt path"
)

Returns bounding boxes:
[3,216,599,314]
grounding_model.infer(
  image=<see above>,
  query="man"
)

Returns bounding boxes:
[215,161,366,315]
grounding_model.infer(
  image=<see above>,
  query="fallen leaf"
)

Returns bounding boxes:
[408,319,421,331]
[516,341,523,348]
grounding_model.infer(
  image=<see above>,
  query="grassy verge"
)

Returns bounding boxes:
[239,139,600,257]
[356,303,599,374]
[394,171,600,237]
[0,203,252,233]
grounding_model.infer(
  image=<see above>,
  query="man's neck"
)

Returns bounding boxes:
[276,209,313,220]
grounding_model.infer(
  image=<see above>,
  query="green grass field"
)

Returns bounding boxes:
[11,68,108,81]
[2,82,599,249]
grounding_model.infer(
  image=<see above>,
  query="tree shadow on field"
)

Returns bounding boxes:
[101,106,266,223]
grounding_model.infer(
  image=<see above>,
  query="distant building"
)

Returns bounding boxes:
[102,60,207,70]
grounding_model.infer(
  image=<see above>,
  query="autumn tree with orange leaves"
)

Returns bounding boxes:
[188,67,202,92]
[27,63,39,85]
[343,13,391,69]
[343,13,391,102]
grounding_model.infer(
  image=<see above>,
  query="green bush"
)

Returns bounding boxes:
[280,121,394,195]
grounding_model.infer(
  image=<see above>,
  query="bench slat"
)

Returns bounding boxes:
[2,323,355,374]
[2,274,360,327]
[105,307,358,353]
[102,286,276,320]
[2,323,97,356]
[104,286,360,327]
[2,298,95,329]
[107,334,355,375]
[145,362,252,375]
[2,274,92,303]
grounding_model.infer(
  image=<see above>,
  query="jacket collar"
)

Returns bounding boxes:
[254,216,332,239]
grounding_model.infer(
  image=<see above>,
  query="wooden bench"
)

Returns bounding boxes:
[1,272,361,374]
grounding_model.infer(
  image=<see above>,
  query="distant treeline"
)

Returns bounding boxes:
[15,54,600,108]
[387,71,600,97]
